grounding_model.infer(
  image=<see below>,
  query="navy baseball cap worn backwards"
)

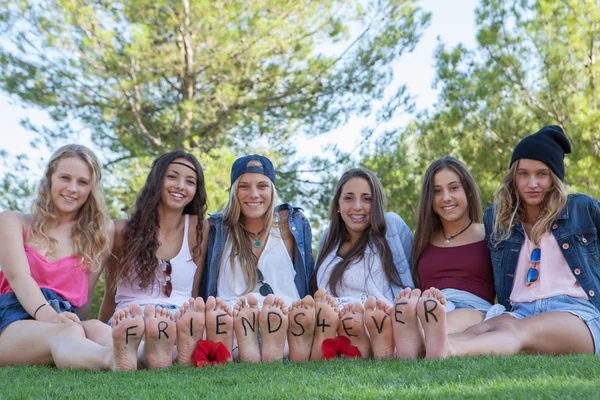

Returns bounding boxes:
[230,154,276,186]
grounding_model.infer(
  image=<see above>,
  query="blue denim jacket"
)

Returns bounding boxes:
[317,212,415,296]
[199,203,314,299]
[484,194,600,310]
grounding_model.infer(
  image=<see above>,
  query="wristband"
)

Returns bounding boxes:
[33,303,50,320]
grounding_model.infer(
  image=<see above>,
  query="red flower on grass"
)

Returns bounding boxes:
[321,336,362,360]
[191,340,231,367]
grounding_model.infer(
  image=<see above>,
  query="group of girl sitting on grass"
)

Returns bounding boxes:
[0,124,599,371]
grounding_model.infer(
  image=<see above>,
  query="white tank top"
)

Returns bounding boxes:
[317,243,394,304]
[217,227,300,306]
[115,214,198,311]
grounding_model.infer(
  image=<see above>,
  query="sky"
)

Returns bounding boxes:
[0,0,480,184]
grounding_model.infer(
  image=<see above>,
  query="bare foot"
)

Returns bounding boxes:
[233,294,261,363]
[364,297,394,359]
[310,289,339,361]
[287,295,316,362]
[205,296,234,360]
[111,304,144,371]
[337,301,371,359]
[417,288,450,359]
[391,288,425,359]
[176,297,206,366]
[144,305,176,369]
[259,294,289,362]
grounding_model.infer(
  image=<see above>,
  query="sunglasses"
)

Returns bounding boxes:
[526,248,541,286]
[257,269,274,296]
[161,259,172,297]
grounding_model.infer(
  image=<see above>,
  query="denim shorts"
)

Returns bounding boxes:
[506,295,600,355]
[442,288,493,313]
[0,288,77,334]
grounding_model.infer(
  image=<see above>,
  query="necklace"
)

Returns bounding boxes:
[442,220,473,244]
[241,225,266,248]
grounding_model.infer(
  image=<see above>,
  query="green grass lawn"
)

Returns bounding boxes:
[1,355,599,399]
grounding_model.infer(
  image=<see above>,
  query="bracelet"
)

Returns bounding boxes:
[33,303,49,320]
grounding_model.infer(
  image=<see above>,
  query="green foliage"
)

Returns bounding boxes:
[362,0,600,230]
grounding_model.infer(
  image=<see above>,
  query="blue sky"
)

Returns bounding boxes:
[0,0,479,179]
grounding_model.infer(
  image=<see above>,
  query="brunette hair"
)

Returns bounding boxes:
[29,144,112,272]
[411,156,482,287]
[119,151,207,289]
[311,168,402,296]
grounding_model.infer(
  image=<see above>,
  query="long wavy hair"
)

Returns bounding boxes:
[119,151,207,289]
[492,161,567,246]
[311,168,402,296]
[411,156,482,288]
[29,144,111,273]
[222,159,278,296]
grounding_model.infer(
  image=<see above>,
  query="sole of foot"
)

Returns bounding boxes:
[364,297,394,359]
[111,304,145,371]
[310,288,339,361]
[259,294,289,362]
[233,294,261,363]
[176,297,206,366]
[287,295,316,362]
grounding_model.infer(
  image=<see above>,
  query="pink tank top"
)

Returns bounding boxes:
[0,232,89,307]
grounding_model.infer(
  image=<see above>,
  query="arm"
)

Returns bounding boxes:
[98,219,125,323]
[191,218,210,298]
[0,211,76,323]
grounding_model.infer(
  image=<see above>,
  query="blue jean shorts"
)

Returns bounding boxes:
[0,288,77,334]
[442,288,493,313]
[506,295,600,355]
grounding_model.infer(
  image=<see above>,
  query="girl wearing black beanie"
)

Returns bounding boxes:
[410,125,600,359]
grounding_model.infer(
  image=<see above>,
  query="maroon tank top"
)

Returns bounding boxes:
[417,239,495,304]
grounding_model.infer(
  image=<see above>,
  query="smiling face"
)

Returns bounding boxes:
[515,158,553,209]
[236,172,273,222]
[432,168,470,225]
[160,157,197,210]
[50,157,93,219]
[338,177,372,242]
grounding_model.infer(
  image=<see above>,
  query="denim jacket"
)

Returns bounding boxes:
[199,203,314,299]
[484,194,600,310]
[317,212,415,297]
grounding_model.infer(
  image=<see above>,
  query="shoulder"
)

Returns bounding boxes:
[472,222,486,240]
[567,193,598,207]
[0,210,28,232]
[384,212,409,231]
[276,203,306,218]
[113,219,128,236]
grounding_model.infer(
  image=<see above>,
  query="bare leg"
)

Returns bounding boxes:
[364,297,394,359]
[287,295,316,362]
[0,319,112,370]
[259,295,289,362]
[144,305,176,369]
[176,297,206,366]
[446,308,486,334]
[447,312,595,357]
[417,288,448,359]
[205,296,234,359]
[233,294,261,363]
[391,288,424,359]
[111,304,145,371]
[337,302,371,358]
[81,319,113,348]
[310,289,339,361]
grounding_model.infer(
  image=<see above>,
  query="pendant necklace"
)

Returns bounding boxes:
[242,225,266,248]
[442,220,473,244]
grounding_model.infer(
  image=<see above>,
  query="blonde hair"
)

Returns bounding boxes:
[29,144,112,272]
[492,161,567,246]
[222,160,278,295]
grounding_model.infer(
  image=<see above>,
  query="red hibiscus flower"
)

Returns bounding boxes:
[321,336,362,360]
[191,340,231,367]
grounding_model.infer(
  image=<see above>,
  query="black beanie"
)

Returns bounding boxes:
[510,125,572,181]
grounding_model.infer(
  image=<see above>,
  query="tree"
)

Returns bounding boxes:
[361,0,600,230]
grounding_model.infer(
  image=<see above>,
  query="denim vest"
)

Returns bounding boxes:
[484,194,600,310]
[317,212,415,297]
[199,203,314,299]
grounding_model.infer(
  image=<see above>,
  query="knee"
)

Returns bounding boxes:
[58,322,87,339]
